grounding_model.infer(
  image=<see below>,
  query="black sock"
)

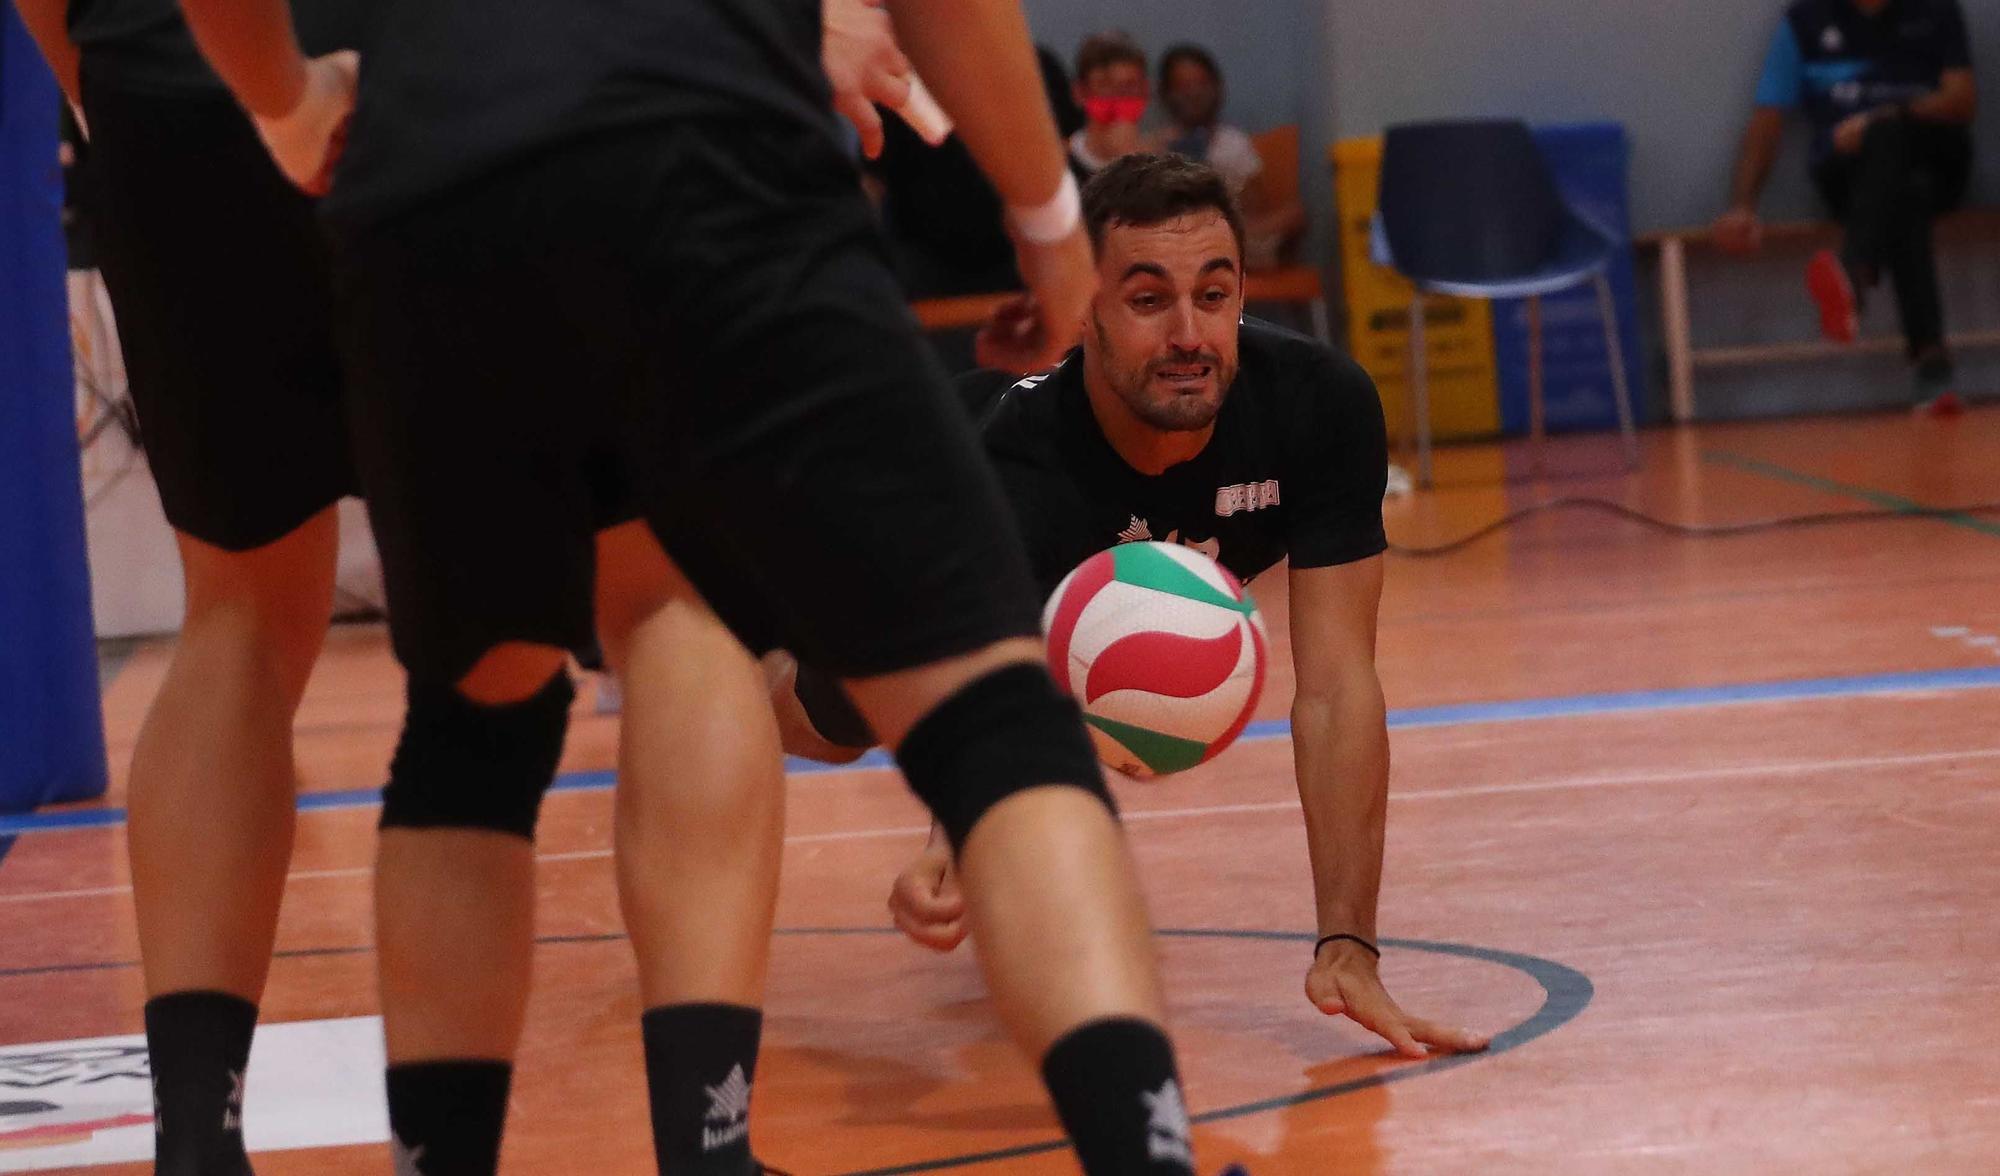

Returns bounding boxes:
[145,991,257,1176]
[1040,1018,1195,1176]
[640,1003,762,1175]
[384,1061,512,1176]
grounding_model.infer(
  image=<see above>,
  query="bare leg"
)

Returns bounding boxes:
[594,522,784,1011]
[846,641,1165,1052]
[595,521,786,1174]
[130,508,338,1175]
[129,508,338,1001]
[374,640,562,1176]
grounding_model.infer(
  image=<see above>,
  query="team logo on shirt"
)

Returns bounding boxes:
[1117,516,1154,543]
[1214,480,1280,518]
[1821,26,1843,52]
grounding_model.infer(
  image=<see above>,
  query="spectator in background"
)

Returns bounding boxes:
[1155,43,1306,269]
[1714,0,1977,412]
[1069,31,1149,175]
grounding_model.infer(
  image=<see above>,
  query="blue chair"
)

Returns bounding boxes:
[1372,119,1638,486]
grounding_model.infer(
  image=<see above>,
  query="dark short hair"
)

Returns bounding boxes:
[1082,153,1246,261]
[1074,31,1147,84]
[1158,43,1222,90]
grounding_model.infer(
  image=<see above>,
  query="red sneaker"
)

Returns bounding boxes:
[1805,249,1859,344]
[1916,391,1965,418]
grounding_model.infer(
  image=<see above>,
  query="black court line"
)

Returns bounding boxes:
[826,929,1593,1175]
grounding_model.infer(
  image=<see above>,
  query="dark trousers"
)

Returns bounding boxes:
[1813,116,1972,359]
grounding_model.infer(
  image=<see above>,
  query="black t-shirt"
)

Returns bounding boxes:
[325,0,839,228]
[790,318,1388,748]
[1757,0,1974,163]
[67,0,371,94]
[963,317,1388,599]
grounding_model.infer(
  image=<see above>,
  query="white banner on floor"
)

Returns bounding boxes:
[0,1016,388,1171]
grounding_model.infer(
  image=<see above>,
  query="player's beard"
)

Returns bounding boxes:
[1099,324,1235,433]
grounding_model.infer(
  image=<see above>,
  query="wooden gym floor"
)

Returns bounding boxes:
[3,409,1998,1173]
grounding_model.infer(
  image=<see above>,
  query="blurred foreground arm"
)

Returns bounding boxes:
[12,0,80,109]
[884,0,1094,372]
[177,0,354,192]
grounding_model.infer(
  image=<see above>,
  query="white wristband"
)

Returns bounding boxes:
[1007,171,1081,245]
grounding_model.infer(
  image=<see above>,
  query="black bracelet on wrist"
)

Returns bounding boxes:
[1314,933,1380,959]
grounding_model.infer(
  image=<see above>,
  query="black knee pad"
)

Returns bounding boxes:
[379,671,576,840]
[894,663,1113,854]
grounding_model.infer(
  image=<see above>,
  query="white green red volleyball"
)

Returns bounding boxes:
[1042,541,1268,779]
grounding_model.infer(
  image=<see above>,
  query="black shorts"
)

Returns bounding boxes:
[329,120,1043,684]
[79,68,354,551]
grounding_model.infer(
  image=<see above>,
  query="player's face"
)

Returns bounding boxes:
[1087,211,1243,433]
[1162,60,1221,128]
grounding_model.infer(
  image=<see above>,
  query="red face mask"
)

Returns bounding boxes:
[1084,96,1147,126]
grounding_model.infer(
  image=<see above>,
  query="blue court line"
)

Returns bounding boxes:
[5,663,1999,839]
[1379,664,2000,729]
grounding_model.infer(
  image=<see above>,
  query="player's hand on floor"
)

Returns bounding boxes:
[252,50,357,195]
[888,844,967,952]
[1306,938,1490,1059]
[821,0,912,160]
[979,226,1096,373]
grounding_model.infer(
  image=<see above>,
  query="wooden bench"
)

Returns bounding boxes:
[1637,209,2000,422]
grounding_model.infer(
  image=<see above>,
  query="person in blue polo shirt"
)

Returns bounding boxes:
[1714,0,1977,411]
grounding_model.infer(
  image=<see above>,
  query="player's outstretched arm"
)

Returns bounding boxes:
[884,0,1094,372]
[177,0,354,192]
[1288,557,1488,1057]
[880,0,1063,214]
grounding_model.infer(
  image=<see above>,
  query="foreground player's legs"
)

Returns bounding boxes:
[127,510,338,1176]
[370,523,784,1176]
[846,649,1191,1174]
[595,522,785,1175]
[628,201,1194,1171]
[373,640,564,1176]
[635,150,1196,1164]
